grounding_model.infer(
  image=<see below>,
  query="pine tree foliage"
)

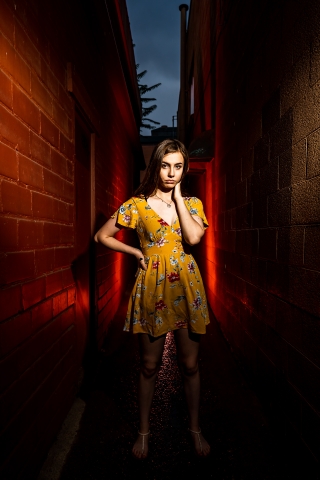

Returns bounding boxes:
[136,66,161,130]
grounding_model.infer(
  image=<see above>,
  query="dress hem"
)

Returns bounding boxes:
[123,322,210,338]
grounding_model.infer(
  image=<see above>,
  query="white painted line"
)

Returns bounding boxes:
[37,398,86,480]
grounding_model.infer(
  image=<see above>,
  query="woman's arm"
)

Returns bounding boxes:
[173,184,205,245]
[94,217,147,270]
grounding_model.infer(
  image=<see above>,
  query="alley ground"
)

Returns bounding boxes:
[47,298,316,480]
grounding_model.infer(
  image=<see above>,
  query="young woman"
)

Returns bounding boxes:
[94,139,210,458]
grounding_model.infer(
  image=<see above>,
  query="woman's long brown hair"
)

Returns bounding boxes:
[134,139,189,198]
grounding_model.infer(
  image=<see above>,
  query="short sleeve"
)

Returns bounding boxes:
[185,197,209,229]
[111,198,138,229]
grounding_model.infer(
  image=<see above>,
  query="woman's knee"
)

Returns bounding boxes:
[140,359,161,379]
[179,359,199,377]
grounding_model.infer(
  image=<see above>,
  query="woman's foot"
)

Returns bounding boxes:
[189,428,210,457]
[132,431,150,459]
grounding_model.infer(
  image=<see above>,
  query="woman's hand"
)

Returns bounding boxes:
[95,218,148,269]
[173,181,183,201]
[173,190,206,245]
[133,249,147,271]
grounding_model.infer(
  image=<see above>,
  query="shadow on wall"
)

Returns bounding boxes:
[71,249,96,377]
[70,212,107,392]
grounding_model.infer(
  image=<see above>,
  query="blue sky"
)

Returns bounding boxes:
[126,0,190,135]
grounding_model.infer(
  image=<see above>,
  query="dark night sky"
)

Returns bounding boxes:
[126,0,190,135]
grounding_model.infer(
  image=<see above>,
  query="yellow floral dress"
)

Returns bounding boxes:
[111,196,210,337]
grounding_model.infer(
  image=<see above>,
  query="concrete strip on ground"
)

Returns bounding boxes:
[37,398,86,480]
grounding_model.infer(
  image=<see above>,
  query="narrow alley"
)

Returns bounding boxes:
[46,301,310,480]
[0,0,320,478]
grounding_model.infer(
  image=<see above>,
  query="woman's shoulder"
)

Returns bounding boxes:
[130,195,146,206]
[183,196,203,205]
[120,196,144,205]
[132,195,146,200]
[118,196,146,211]
[184,197,206,217]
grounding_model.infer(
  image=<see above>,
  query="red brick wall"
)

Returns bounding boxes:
[184,0,320,466]
[0,0,140,477]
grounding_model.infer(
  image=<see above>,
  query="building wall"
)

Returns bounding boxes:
[0,0,140,477]
[140,144,154,182]
[183,0,320,467]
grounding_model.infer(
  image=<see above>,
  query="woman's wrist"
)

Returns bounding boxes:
[173,182,183,200]
[174,195,184,204]
[174,193,184,202]
[133,248,143,259]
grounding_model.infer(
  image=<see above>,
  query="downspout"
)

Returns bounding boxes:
[178,4,188,144]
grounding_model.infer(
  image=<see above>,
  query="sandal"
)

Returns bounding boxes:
[136,430,150,457]
[188,428,203,454]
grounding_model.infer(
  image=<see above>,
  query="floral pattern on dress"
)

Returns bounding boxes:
[111,196,209,337]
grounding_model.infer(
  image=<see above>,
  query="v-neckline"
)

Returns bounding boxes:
[146,199,178,227]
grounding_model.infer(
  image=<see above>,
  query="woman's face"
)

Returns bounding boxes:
[158,152,184,190]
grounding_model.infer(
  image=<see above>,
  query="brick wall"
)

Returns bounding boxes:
[183,0,320,468]
[0,0,140,477]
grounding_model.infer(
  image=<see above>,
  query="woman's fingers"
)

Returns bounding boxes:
[140,259,147,271]
[136,252,147,271]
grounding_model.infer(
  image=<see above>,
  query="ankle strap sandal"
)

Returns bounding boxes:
[138,430,150,455]
[188,428,203,454]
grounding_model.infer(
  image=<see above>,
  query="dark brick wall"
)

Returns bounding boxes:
[0,0,140,477]
[184,0,320,467]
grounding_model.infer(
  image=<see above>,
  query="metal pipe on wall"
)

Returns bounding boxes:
[178,4,188,144]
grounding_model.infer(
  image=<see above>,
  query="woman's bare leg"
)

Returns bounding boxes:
[132,333,166,459]
[174,328,210,456]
